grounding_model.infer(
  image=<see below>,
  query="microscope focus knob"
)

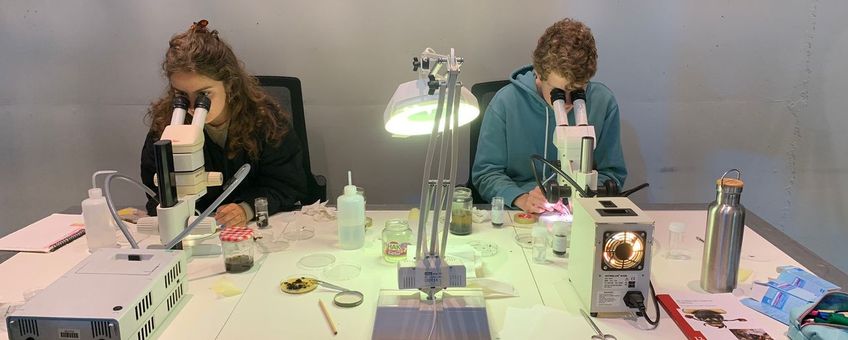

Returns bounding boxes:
[207,172,223,186]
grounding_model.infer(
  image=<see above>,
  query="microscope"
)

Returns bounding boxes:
[5,94,251,340]
[136,94,226,251]
[536,88,658,324]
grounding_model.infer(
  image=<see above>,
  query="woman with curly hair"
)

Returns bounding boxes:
[472,18,627,213]
[141,20,308,227]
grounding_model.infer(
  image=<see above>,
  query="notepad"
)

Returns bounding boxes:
[0,214,86,253]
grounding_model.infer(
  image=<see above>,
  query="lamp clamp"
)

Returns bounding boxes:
[427,74,439,95]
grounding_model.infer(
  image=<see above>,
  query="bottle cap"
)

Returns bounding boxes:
[343,170,358,195]
[88,188,103,199]
[669,222,686,233]
[716,178,744,188]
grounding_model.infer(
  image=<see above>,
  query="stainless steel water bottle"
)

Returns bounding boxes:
[700,169,746,293]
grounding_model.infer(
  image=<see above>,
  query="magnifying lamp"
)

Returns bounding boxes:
[384,79,479,136]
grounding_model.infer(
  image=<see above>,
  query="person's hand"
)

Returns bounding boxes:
[548,197,568,214]
[514,187,550,214]
[215,203,247,228]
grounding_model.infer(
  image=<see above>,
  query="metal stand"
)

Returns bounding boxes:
[375,47,490,340]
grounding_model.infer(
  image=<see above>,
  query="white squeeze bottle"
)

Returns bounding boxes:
[82,171,119,252]
[337,171,365,250]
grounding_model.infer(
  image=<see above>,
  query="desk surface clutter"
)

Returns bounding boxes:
[0,208,834,339]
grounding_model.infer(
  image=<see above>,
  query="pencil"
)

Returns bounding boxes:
[319,299,338,335]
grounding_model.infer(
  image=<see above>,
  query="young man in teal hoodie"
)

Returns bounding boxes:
[472,18,627,213]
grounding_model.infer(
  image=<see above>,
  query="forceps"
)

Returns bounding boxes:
[581,309,618,340]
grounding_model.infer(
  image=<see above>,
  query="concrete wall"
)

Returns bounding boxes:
[1,1,845,272]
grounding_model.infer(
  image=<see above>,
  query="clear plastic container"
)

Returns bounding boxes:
[337,175,365,250]
[667,222,690,260]
[532,225,548,264]
[382,219,412,263]
[219,227,255,273]
[450,187,473,235]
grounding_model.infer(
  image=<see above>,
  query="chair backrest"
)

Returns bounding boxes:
[467,80,511,204]
[256,76,326,203]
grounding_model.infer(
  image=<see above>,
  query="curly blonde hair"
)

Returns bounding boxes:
[145,20,290,160]
[532,18,598,90]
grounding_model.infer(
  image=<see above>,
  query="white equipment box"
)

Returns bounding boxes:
[569,197,655,316]
[6,249,187,340]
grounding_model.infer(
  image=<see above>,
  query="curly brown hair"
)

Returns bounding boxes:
[145,20,289,160]
[532,18,598,90]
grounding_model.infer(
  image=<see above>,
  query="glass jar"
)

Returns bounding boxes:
[219,226,255,273]
[382,219,412,263]
[450,187,473,235]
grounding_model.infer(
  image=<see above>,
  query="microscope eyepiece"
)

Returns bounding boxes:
[193,93,211,110]
[172,95,189,110]
[550,88,567,104]
[569,89,586,102]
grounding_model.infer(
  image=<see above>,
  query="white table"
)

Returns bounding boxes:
[0,209,829,339]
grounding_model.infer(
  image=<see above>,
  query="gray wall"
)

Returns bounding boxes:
[1,1,846,272]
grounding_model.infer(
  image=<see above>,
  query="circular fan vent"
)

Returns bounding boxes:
[602,231,645,270]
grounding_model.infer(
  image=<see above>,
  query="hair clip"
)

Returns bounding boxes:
[191,19,209,32]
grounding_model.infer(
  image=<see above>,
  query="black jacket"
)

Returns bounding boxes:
[140,125,309,217]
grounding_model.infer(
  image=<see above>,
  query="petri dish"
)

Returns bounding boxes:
[333,290,364,308]
[513,212,538,225]
[297,253,336,271]
[468,241,499,257]
[257,238,289,253]
[514,232,533,249]
[256,229,289,253]
[323,263,361,281]
[282,224,315,241]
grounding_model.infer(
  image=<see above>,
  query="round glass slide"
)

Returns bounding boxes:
[297,253,336,271]
[333,290,364,308]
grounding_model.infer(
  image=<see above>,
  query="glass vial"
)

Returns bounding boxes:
[255,197,269,229]
[532,225,548,264]
[382,219,412,263]
[552,221,571,257]
[491,196,505,228]
[450,187,473,235]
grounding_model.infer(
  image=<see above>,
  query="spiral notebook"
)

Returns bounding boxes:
[0,214,86,253]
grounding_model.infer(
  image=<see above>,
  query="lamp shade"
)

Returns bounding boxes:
[383,79,480,136]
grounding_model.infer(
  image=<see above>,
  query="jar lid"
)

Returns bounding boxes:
[219,226,254,242]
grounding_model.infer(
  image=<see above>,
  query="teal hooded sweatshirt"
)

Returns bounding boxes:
[471,65,627,207]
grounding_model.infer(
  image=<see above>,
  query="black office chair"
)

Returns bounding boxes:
[466,80,511,204]
[256,76,327,205]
